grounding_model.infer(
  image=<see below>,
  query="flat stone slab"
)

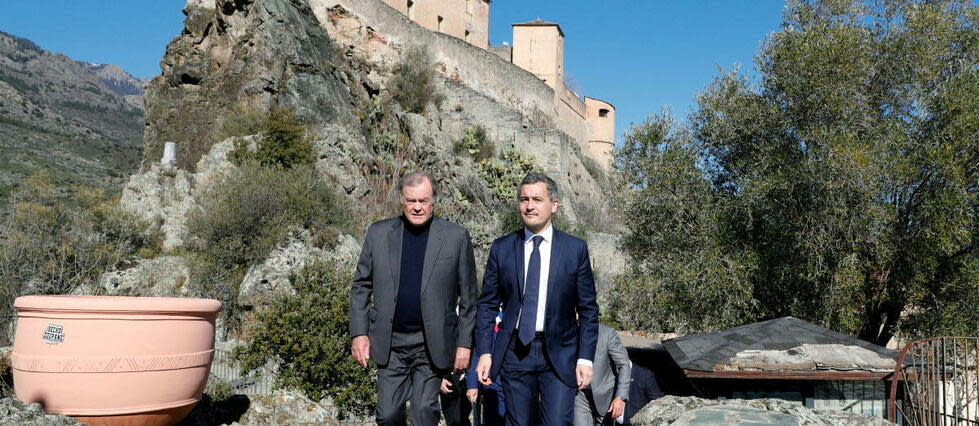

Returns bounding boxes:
[673,406,798,425]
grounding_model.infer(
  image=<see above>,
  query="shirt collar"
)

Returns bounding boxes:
[524,223,553,244]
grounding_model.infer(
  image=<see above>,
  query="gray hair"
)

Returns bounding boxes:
[399,171,437,198]
[517,172,559,201]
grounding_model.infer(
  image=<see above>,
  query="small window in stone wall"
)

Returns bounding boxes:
[407,0,414,19]
[599,108,610,118]
[438,16,444,32]
[466,0,473,14]
[465,30,470,42]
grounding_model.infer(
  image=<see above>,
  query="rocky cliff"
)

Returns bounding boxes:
[139,0,613,234]
[0,31,144,212]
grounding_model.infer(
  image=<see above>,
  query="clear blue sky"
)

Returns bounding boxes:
[1,0,785,144]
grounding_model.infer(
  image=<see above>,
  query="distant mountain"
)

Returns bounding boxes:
[0,30,144,213]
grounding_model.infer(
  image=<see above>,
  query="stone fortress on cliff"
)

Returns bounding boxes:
[380,0,616,167]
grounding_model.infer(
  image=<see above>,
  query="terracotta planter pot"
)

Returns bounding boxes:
[11,296,222,426]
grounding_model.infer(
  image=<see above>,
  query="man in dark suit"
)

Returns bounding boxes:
[574,324,631,426]
[349,171,478,425]
[474,173,600,425]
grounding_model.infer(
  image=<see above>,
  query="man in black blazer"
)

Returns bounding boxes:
[349,171,478,425]
[474,173,600,425]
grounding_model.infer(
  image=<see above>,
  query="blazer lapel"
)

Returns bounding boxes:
[387,218,403,295]
[420,217,445,295]
[514,230,525,302]
[545,229,563,313]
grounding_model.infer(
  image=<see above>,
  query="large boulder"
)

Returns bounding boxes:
[631,396,894,426]
[0,398,83,425]
[95,256,192,297]
[238,232,360,308]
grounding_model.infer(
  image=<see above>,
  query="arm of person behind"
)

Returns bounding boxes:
[575,243,599,362]
[475,241,502,384]
[455,230,478,356]
[608,331,632,415]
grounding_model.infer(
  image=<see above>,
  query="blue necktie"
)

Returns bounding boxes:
[519,235,544,345]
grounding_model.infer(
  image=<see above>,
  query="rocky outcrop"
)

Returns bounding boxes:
[142,0,616,237]
[631,396,894,425]
[236,390,372,425]
[94,256,192,297]
[142,0,355,170]
[0,398,83,425]
[239,232,360,308]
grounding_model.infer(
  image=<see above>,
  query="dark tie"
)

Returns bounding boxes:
[519,235,544,345]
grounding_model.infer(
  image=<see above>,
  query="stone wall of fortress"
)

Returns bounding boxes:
[316,0,555,120]
[313,0,596,156]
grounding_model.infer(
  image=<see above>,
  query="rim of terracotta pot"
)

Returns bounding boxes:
[13,295,222,314]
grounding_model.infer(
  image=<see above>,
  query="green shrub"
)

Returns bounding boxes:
[234,259,376,419]
[477,150,540,205]
[0,174,158,339]
[391,45,441,114]
[205,377,234,403]
[228,107,315,169]
[452,125,495,161]
[215,103,266,143]
[184,165,350,329]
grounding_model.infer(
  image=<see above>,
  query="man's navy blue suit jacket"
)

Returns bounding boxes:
[475,228,600,388]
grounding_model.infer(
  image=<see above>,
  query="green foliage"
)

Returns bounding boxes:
[205,377,234,403]
[453,125,495,161]
[234,259,376,419]
[614,0,979,343]
[0,173,158,335]
[610,114,759,333]
[391,45,442,114]
[216,103,266,143]
[354,94,414,228]
[184,165,350,329]
[228,107,315,169]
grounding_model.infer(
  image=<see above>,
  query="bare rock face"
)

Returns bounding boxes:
[234,389,372,425]
[631,396,895,426]
[0,398,84,425]
[95,256,192,297]
[238,232,360,308]
[143,0,356,171]
[120,164,195,251]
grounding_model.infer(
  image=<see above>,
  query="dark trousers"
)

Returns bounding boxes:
[500,338,576,426]
[475,387,505,425]
[376,330,442,425]
[441,375,472,426]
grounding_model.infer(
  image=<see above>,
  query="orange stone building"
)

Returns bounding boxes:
[382,2,616,167]
[382,0,491,49]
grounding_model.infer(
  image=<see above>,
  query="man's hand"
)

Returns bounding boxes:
[576,364,593,390]
[351,335,370,368]
[439,378,455,394]
[454,347,472,372]
[466,388,478,403]
[476,354,493,385]
[608,397,625,419]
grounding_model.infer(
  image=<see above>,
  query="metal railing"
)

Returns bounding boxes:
[206,347,275,396]
[890,337,979,425]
